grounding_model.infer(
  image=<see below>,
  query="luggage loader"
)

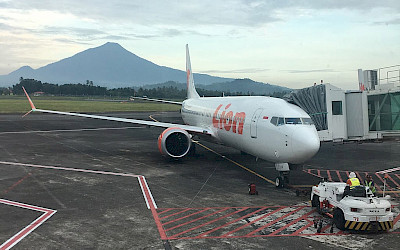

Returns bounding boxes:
[311,180,394,231]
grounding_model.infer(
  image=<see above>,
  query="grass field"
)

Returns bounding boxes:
[0,96,181,113]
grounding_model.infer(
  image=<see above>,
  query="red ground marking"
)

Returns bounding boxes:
[386,174,400,187]
[169,207,249,239]
[157,208,175,216]
[165,208,229,232]
[221,207,286,237]
[356,172,365,184]
[138,176,166,240]
[2,173,32,195]
[162,208,211,226]
[291,221,315,235]
[374,173,385,193]
[159,205,400,240]
[304,169,321,179]
[0,199,56,250]
[327,170,332,181]
[160,208,192,220]
[396,174,400,180]
[246,206,306,236]
[198,207,268,237]
[394,213,400,225]
[317,169,321,178]
[268,209,316,236]
[336,170,344,182]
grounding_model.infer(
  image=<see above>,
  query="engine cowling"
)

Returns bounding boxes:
[158,127,192,158]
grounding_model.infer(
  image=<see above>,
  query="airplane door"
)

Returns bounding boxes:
[250,108,263,138]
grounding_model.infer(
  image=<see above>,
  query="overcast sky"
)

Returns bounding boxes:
[0,0,399,89]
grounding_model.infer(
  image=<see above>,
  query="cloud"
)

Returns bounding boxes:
[373,17,400,25]
[200,68,269,74]
[286,69,337,74]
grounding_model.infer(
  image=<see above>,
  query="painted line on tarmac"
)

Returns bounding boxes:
[0,161,141,178]
[0,161,166,247]
[0,126,144,135]
[0,199,56,250]
[194,141,276,186]
[138,176,158,209]
[0,161,159,208]
[377,167,400,175]
[2,172,32,195]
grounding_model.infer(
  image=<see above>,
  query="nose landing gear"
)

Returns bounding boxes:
[275,163,290,188]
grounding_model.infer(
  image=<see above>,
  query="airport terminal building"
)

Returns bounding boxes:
[285,65,400,142]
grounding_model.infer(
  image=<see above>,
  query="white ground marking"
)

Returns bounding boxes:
[0,199,57,250]
[0,126,144,135]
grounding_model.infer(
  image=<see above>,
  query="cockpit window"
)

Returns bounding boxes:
[285,118,302,125]
[302,117,314,125]
[270,116,314,126]
[270,116,278,126]
[277,117,285,126]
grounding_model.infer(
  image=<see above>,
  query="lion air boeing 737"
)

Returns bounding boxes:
[23,45,320,188]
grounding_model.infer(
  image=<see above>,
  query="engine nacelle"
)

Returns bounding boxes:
[158,127,192,158]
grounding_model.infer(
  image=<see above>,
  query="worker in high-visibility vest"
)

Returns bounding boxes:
[346,172,360,189]
[365,174,376,194]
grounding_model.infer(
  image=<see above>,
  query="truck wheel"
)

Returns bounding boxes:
[312,195,321,214]
[333,208,345,230]
[275,176,284,188]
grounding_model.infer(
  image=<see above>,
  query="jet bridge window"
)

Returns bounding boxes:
[332,101,343,115]
[285,118,302,125]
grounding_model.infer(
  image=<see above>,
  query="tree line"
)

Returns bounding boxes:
[4,78,288,98]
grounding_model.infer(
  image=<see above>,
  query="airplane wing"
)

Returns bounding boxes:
[22,87,212,136]
[130,96,183,105]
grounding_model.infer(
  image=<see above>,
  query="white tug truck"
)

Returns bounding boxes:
[311,180,394,231]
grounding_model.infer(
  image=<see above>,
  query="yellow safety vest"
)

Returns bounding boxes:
[349,177,360,189]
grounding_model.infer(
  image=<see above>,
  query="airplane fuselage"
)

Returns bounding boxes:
[181,96,320,164]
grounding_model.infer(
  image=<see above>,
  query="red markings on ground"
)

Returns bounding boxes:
[155,206,344,240]
[304,168,400,197]
[0,199,56,250]
[2,172,32,195]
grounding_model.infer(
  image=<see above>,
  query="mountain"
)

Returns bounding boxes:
[141,79,291,95]
[197,78,291,94]
[0,42,231,88]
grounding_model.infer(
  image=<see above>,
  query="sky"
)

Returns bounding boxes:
[0,0,399,90]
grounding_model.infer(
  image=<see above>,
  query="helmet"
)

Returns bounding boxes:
[349,172,356,178]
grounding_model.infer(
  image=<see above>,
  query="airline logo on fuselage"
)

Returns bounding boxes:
[212,104,246,135]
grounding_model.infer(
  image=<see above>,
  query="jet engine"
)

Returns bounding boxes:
[158,127,192,158]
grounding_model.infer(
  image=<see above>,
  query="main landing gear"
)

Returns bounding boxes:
[275,163,290,188]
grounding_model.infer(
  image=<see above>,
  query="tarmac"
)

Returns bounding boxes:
[1,111,400,249]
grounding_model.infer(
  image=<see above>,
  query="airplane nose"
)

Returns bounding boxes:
[291,127,320,163]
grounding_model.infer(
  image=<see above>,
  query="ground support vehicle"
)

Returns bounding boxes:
[311,181,394,231]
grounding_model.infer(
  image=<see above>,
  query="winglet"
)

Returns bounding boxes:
[22,87,36,110]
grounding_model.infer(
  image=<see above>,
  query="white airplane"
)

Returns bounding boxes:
[23,45,320,188]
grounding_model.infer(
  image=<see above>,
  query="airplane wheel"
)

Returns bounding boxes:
[275,176,284,188]
[333,208,345,230]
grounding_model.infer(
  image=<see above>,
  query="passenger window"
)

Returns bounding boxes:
[277,117,284,126]
[270,116,278,126]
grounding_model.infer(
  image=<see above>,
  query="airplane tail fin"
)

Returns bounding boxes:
[186,44,200,99]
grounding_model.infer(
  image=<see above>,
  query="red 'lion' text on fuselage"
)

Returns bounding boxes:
[212,104,246,134]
